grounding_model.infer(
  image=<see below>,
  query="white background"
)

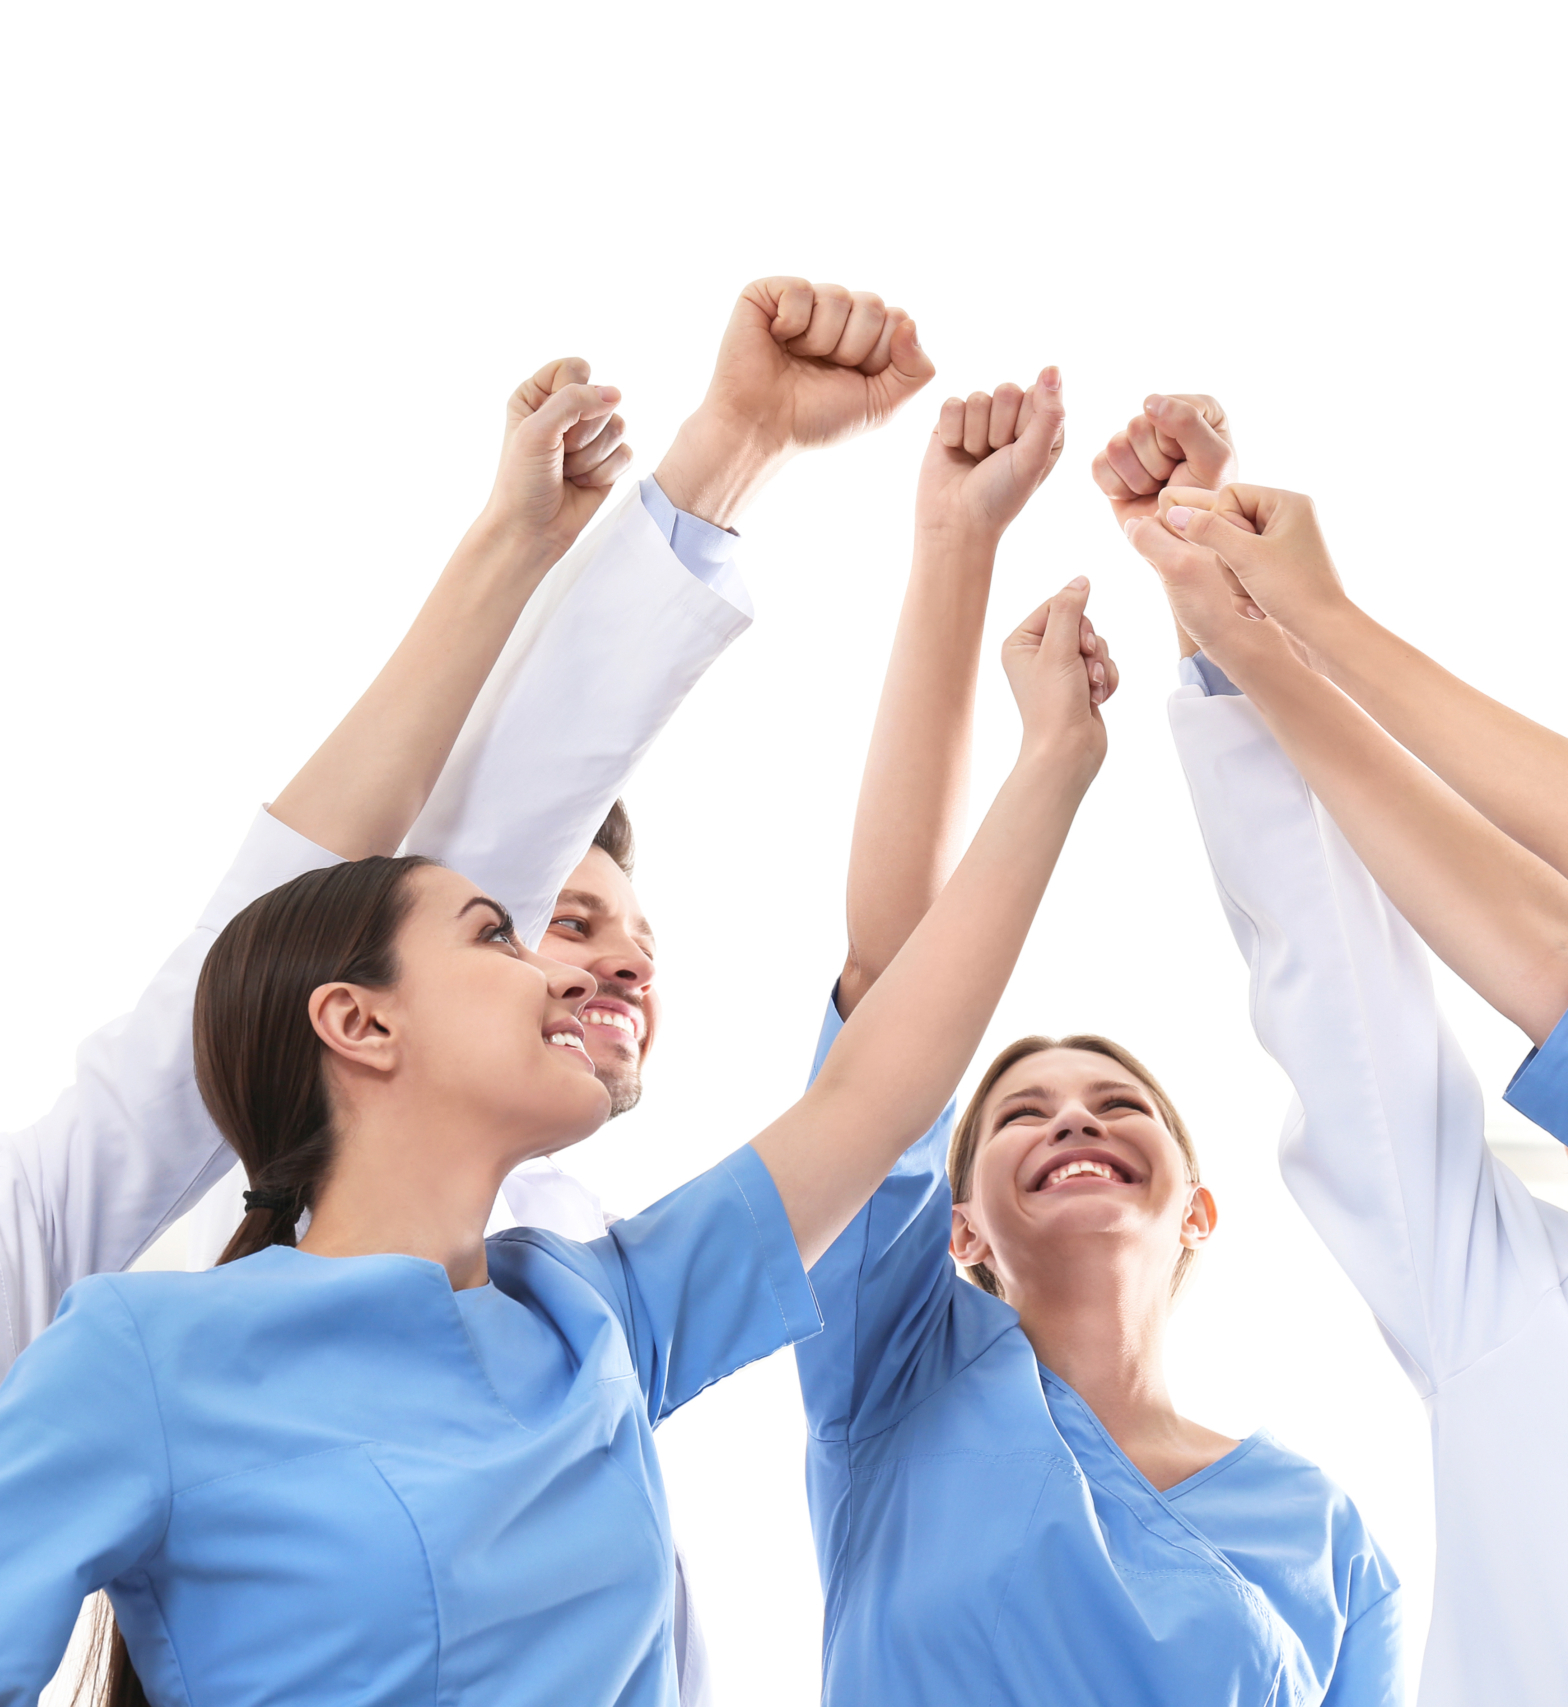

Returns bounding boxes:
[6,1,1567,1700]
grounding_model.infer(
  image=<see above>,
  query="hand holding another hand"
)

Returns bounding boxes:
[916,368,1067,545]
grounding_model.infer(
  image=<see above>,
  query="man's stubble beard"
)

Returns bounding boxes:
[603,1062,644,1121]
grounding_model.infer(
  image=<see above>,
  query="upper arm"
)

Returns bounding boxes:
[597,1144,821,1425]
[1321,1586,1405,1707]
[1171,686,1567,1384]
[0,1280,170,1695]
[406,490,752,947]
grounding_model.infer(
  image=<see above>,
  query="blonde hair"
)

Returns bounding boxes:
[947,1034,1202,1300]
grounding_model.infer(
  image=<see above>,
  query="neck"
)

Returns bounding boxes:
[298,1092,516,1290]
[1005,1242,1181,1454]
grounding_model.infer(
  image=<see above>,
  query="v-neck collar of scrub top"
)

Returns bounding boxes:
[1038,1362,1269,1577]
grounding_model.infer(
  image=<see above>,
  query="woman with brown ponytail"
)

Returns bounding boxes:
[0,469,1113,1702]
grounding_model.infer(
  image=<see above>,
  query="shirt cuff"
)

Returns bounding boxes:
[196,808,346,935]
[1177,652,1244,697]
[638,474,747,602]
[1504,1006,1568,1144]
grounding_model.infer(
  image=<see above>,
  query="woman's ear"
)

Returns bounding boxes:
[309,982,398,1074]
[1179,1184,1218,1250]
[950,1202,992,1269]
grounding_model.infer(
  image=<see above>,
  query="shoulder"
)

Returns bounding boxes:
[1227,1433,1390,1557]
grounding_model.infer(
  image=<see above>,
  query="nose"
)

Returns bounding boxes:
[590,931,654,993]
[542,957,598,1005]
[1049,1103,1103,1146]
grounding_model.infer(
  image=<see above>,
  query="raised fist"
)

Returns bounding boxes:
[916,367,1067,544]
[1091,395,1236,527]
[485,357,632,557]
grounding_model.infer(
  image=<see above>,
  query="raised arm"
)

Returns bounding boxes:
[753,579,1110,1267]
[838,368,1092,1014]
[271,359,629,857]
[0,361,629,1364]
[409,277,936,945]
[1127,490,1568,1046]
[1151,479,1568,882]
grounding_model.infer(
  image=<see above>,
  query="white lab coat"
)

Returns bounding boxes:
[1170,675,1568,1707]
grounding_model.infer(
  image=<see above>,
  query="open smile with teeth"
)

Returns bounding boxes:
[1035,1158,1132,1191]
[583,1008,641,1041]
[546,1031,588,1054]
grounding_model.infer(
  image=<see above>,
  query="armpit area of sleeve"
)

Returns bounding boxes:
[722,1143,823,1346]
[196,808,346,934]
[1504,1007,1568,1144]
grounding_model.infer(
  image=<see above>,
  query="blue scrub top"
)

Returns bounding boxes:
[0,1144,820,1706]
[796,995,1403,1707]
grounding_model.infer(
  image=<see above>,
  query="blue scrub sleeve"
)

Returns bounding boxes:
[1319,1585,1404,1706]
[582,1143,822,1425]
[1503,1003,1568,1144]
[793,991,1000,1445]
[0,1276,171,1698]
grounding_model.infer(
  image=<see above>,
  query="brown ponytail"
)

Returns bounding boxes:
[79,853,434,1707]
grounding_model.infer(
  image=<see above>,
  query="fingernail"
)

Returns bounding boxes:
[1091,661,1106,685]
[596,385,619,402]
[1042,366,1062,391]
[1145,394,1167,415]
[1122,519,1138,537]
[1067,575,1089,591]
[1244,604,1266,621]
[1167,506,1194,530]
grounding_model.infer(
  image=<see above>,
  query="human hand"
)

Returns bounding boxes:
[1002,578,1117,779]
[1123,505,1303,682]
[915,367,1067,545]
[1092,395,1237,527]
[1151,484,1349,657]
[655,277,935,527]
[483,358,633,559]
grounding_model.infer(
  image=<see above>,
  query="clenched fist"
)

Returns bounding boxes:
[1091,395,1237,527]
[655,277,936,528]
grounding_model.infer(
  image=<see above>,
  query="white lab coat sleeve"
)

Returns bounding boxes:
[1169,681,1568,1391]
[405,486,754,948]
[0,808,344,1372]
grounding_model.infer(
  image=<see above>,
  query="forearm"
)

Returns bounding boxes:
[840,529,994,1014]
[755,741,1093,1266]
[1301,598,1568,877]
[1222,642,1568,1043]
[270,515,558,859]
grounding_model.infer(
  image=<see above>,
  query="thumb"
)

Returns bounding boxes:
[1013,366,1067,476]
[521,382,620,450]
[883,316,936,400]
[1161,499,1267,572]
[1039,576,1092,662]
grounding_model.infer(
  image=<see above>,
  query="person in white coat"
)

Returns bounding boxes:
[1106,434,1568,1705]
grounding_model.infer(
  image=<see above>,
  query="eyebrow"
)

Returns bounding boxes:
[552,890,657,951]
[457,895,513,933]
[994,1079,1149,1110]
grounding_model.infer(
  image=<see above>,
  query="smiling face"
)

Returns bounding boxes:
[950,1045,1214,1301]
[539,846,658,1118]
[367,864,613,1158]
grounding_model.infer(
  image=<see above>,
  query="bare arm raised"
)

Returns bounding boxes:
[1127,494,1568,1046]
[754,578,1110,1266]
[839,367,1110,1014]
[271,359,631,857]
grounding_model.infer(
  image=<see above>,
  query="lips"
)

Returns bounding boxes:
[544,1018,590,1060]
[1028,1148,1136,1193]
[579,999,643,1044]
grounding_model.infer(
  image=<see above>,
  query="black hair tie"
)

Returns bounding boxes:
[243,1188,296,1215]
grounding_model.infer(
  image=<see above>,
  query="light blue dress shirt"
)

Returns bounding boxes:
[796,992,1403,1707]
[0,1145,819,1705]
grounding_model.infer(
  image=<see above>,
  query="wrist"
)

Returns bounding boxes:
[1286,591,1370,674]
[459,506,564,586]
[1013,731,1102,795]
[654,407,788,529]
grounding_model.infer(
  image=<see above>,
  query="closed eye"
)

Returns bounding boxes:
[997,1105,1049,1128]
[1102,1097,1150,1116]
